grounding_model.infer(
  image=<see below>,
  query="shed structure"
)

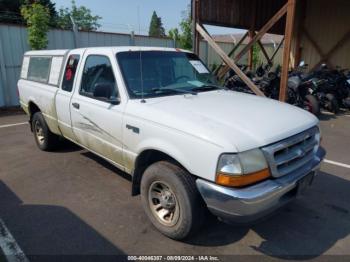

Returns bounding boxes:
[192,0,350,101]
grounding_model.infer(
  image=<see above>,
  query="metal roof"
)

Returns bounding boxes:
[197,0,287,35]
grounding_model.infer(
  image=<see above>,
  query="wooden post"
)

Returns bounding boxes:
[196,23,265,97]
[279,0,297,102]
[192,0,200,55]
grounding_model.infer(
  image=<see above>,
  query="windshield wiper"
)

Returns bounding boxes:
[152,87,197,95]
[190,84,225,92]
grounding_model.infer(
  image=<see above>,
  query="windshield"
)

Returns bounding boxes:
[116,51,220,99]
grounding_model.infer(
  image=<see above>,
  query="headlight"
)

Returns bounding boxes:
[216,149,270,187]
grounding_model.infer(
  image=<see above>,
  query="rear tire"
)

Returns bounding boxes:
[325,93,339,113]
[140,161,205,240]
[32,112,59,151]
[305,95,320,116]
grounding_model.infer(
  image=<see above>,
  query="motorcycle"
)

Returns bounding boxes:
[224,62,321,116]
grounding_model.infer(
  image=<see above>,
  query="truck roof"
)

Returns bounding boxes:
[24,46,190,56]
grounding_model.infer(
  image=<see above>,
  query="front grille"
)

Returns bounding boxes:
[262,126,320,178]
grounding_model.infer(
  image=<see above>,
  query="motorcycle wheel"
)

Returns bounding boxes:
[305,95,320,116]
[342,97,350,109]
[325,93,339,113]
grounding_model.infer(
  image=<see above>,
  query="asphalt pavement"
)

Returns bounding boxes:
[0,112,349,261]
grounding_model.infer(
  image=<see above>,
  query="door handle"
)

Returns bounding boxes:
[72,102,80,109]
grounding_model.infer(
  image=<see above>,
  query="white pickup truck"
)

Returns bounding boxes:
[18,47,325,239]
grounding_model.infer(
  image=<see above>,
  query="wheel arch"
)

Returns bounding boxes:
[131,149,193,196]
[28,101,42,131]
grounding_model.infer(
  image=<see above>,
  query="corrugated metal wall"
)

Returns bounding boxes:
[0,24,175,107]
[0,24,282,107]
[299,0,350,69]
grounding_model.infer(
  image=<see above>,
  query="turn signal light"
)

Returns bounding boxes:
[216,168,271,187]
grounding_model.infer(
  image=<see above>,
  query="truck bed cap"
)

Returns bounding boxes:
[24,49,69,56]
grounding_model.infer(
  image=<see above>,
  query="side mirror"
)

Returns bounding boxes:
[106,97,121,105]
[93,83,120,105]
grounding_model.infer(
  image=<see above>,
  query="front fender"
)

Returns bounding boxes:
[133,133,223,182]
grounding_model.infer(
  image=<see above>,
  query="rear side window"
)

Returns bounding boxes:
[21,56,30,79]
[62,55,80,92]
[27,56,51,83]
[48,56,64,86]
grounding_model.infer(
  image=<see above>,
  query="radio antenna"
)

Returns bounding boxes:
[139,49,146,103]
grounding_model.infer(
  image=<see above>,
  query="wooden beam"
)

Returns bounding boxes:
[270,37,284,62]
[234,3,288,62]
[311,29,350,71]
[196,23,265,97]
[218,2,288,79]
[279,0,297,102]
[228,31,249,57]
[192,0,200,54]
[257,40,272,64]
[213,31,249,76]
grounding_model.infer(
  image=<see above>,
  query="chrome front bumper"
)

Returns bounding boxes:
[196,147,326,223]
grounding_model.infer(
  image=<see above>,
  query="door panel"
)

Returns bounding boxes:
[56,51,84,141]
[70,51,126,169]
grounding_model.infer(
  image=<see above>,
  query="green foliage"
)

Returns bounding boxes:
[0,0,57,26]
[21,2,50,50]
[149,11,166,37]
[167,5,192,50]
[168,28,179,42]
[36,0,58,26]
[210,63,218,72]
[252,43,261,69]
[178,6,192,50]
[56,0,101,31]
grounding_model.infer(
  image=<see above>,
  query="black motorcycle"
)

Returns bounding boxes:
[312,65,350,110]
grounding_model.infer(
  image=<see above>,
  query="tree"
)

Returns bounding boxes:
[56,0,101,31]
[148,11,166,37]
[21,2,50,49]
[167,5,192,50]
[168,28,180,42]
[178,6,192,50]
[0,0,57,26]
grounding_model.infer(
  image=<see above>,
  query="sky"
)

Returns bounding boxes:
[52,0,243,35]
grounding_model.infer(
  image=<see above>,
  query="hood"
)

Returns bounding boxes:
[127,90,319,152]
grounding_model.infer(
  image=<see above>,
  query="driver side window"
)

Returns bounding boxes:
[80,55,118,100]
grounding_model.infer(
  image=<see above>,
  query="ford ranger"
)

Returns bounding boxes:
[18,47,326,239]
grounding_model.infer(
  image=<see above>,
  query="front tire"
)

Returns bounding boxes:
[32,112,59,151]
[140,161,205,240]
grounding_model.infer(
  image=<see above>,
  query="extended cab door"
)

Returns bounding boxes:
[56,50,84,141]
[70,49,126,170]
